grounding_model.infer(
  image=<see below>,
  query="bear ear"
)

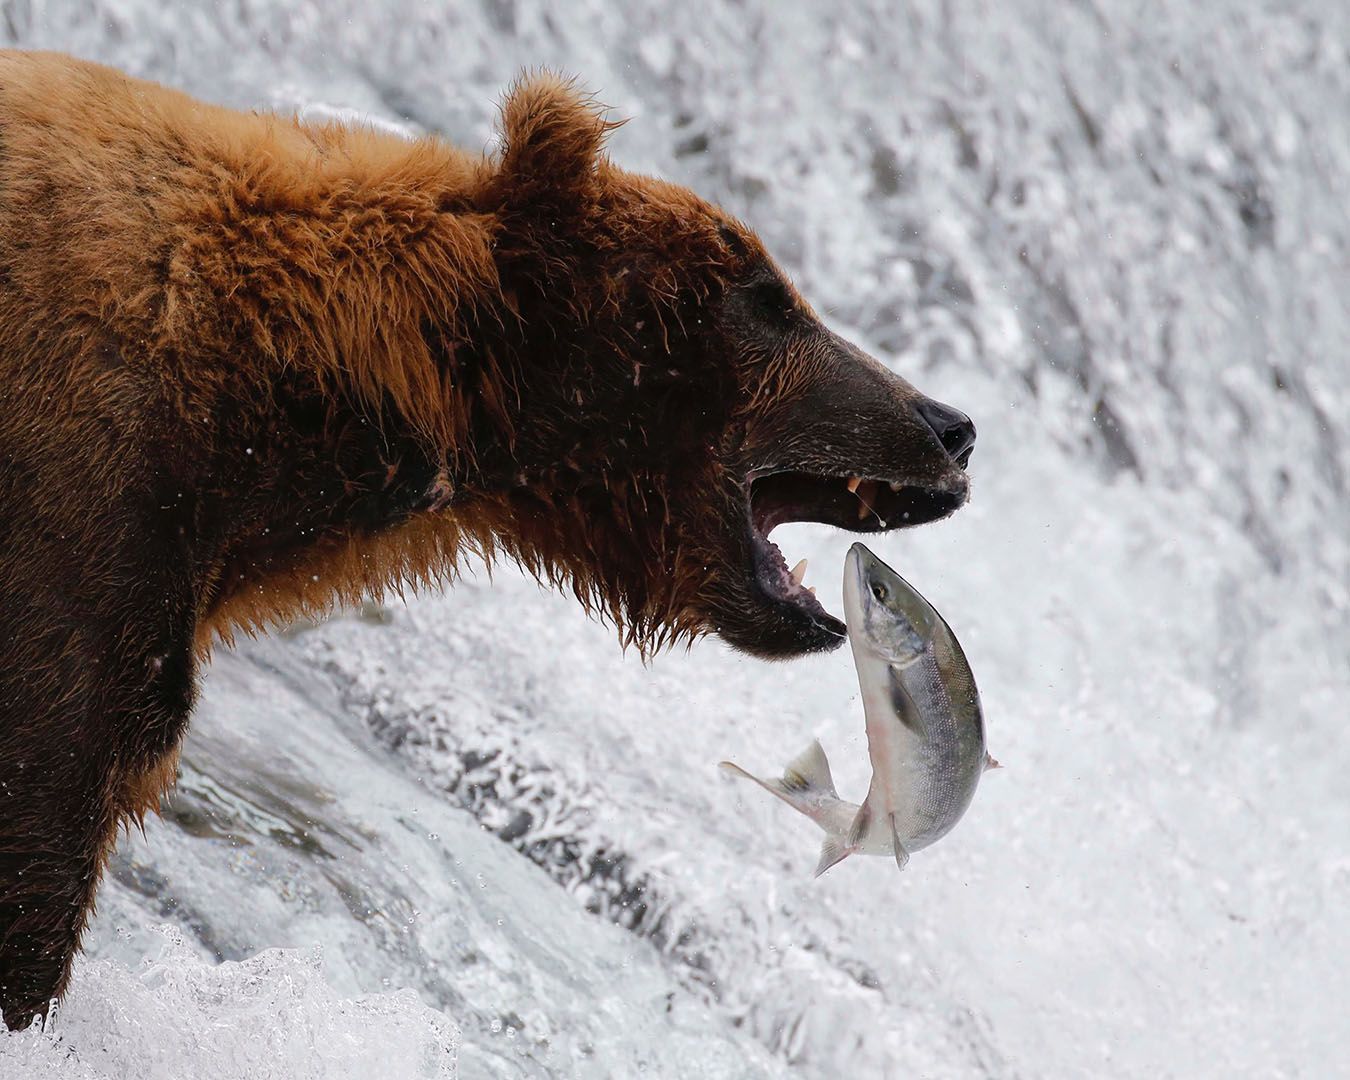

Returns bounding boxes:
[494,73,615,199]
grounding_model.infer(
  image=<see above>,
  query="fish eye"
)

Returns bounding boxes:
[871,583,887,602]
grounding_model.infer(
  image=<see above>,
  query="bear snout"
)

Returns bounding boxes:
[914,398,976,466]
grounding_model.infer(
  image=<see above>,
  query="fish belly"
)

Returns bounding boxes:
[874,649,985,853]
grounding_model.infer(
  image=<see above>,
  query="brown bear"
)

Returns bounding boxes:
[0,50,974,1028]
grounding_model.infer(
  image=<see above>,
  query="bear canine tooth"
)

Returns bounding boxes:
[846,475,862,494]
[854,478,880,520]
[790,558,807,586]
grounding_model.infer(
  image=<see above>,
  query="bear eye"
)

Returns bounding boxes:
[748,278,796,322]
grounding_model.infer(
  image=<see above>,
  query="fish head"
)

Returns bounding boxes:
[842,542,936,667]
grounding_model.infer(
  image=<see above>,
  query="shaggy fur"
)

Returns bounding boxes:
[0,51,974,1027]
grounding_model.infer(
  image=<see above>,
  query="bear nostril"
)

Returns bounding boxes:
[915,399,976,464]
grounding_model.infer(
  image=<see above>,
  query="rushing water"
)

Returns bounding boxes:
[2,2,1347,1077]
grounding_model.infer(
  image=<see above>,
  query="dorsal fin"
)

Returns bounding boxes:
[781,739,839,799]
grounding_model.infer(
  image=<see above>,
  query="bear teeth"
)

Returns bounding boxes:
[853,479,882,521]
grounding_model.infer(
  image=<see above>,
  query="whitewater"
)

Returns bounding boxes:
[2,1,1347,1077]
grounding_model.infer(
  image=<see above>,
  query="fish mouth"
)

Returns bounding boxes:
[746,468,969,638]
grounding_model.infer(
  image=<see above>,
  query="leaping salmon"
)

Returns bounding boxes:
[721,542,997,876]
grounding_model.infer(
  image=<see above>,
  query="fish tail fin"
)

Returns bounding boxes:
[984,752,1002,771]
[722,745,857,874]
[718,758,808,812]
[814,835,854,877]
[717,760,757,783]
[720,739,841,813]
[781,739,839,800]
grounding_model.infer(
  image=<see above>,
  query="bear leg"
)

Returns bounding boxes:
[0,765,121,1030]
[0,585,197,1029]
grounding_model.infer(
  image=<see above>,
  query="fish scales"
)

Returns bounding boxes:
[895,644,975,847]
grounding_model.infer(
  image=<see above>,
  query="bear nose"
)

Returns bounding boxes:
[915,399,976,465]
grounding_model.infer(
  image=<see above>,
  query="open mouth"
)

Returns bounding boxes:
[747,469,969,634]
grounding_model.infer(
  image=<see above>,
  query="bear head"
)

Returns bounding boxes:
[453,76,974,659]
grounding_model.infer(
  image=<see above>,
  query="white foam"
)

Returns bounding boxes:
[0,930,458,1080]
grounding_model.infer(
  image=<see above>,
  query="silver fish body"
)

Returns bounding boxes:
[721,542,995,875]
[842,541,989,870]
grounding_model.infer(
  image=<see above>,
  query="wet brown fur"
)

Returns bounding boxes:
[0,52,971,1026]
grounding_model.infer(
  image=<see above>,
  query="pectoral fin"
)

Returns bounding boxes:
[887,668,929,736]
[814,836,853,877]
[984,752,1002,771]
[888,813,910,871]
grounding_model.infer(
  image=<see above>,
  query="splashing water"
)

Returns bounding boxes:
[4,929,458,1080]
